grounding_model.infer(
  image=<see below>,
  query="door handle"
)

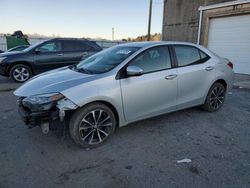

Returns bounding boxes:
[205,66,214,71]
[165,74,177,80]
[57,53,63,56]
[82,52,89,56]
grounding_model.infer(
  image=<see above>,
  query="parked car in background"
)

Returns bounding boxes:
[7,45,30,52]
[14,41,233,148]
[0,38,102,82]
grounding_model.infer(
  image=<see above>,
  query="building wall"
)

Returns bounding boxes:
[162,0,232,43]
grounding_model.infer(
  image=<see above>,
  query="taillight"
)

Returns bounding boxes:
[227,62,233,69]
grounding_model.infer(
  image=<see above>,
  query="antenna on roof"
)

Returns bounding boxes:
[112,28,114,41]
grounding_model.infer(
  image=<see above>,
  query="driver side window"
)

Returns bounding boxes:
[129,46,171,74]
[36,42,61,53]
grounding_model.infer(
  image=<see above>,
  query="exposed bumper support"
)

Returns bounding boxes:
[17,97,78,133]
[56,98,78,121]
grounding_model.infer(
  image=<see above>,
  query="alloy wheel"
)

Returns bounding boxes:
[78,109,113,145]
[209,85,225,110]
[13,67,30,82]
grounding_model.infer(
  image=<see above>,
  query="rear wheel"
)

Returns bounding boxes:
[202,82,226,112]
[69,103,116,148]
[10,64,32,83]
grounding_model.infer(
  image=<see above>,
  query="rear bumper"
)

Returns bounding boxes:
[227,71,234,92]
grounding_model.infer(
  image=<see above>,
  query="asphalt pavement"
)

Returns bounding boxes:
[0,75,249,188]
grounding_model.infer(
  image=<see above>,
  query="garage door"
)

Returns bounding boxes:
[207,14,250,74]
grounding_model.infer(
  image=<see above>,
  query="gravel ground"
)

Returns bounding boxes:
[0,75,250,188]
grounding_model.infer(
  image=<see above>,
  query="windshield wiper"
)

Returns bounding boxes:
[68,64,77,70]
[69,64,93,74]
[78,68,93,74]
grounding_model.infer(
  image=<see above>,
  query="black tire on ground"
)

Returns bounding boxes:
[202,82,226,112]
[10,64,32,83]
[69,102,116,148]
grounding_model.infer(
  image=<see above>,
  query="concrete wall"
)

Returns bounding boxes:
[0,37,7,51]
[162,0,232,43]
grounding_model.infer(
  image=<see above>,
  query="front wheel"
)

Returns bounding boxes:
[10,64,32,83]
[69,103,116,148]
[202,82,226,112]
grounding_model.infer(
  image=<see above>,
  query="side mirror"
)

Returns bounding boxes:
[34,48,41,54]
[126,66,143,77]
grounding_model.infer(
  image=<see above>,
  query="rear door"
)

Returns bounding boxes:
[120,45,178,122]
[172,45,215,109]
[62,40,95,65]
[33,40,64,73]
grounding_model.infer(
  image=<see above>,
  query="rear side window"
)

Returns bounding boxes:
[174,46,209,67]
[78,42,94,51]
[63,41,93,52]
[200,50,208,59]
[129,46,171,74]
[85,41,102,51]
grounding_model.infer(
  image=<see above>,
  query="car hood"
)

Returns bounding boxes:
[14,67,97,97]
[0,51,24,57]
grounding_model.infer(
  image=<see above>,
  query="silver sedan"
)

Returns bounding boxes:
[14,41,234,148]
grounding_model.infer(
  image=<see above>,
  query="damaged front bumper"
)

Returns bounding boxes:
[17,96,78,133]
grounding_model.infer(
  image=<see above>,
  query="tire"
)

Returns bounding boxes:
[10,64,32,83]
[202,82,226,112]
[69,103,116,148]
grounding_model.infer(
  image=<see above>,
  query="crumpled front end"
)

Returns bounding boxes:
[16,93,78,134]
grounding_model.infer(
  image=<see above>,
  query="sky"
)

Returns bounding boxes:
[0,0,164,40]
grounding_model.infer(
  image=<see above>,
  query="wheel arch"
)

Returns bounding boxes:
[214,79,227,91]
[203,78,228,103]
[202,78,227,112]
[8,61,34,76]
[80,100,120,127]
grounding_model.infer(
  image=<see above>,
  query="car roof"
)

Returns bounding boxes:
[117,41,216,58]
[39,38,88,43]
[119,41,201,48]
[43,38,102,50]
[55,37,87,40]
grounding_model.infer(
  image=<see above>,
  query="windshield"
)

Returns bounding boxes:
[23,40,47,52]
[76,46,140,74]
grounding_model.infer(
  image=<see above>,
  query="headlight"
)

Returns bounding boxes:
[0,57,6,63]
[22,93,64,111]
[24,93,64,105]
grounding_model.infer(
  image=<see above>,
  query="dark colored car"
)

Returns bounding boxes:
[0,38,102,82]
[7,45,30,52]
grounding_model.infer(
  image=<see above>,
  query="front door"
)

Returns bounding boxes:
[120,45,177,122]
[33,41,65,73]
